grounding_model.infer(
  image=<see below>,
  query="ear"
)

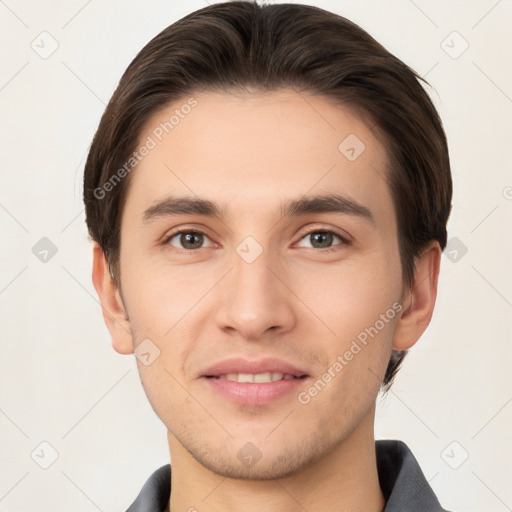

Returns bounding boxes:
[392,240,441,351]
[91,243,134,355]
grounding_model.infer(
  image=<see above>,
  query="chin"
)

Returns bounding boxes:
[185,433,334,481]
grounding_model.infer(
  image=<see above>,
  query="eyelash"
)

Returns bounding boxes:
[163,227,350,253]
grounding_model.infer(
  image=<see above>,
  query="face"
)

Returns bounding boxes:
[116,89,405,479]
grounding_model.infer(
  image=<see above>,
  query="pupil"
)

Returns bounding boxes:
[312,232,332,248]
[182,232,202,249]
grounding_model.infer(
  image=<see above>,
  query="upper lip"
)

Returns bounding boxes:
[201,357,309,378]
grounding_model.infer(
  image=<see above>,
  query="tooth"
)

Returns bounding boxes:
[220,372,298,383]
[254,372,272,383]
[253,372,270,383]
[237,373,254,383]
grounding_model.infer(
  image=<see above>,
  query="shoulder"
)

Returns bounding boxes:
[125,464,171,512]
[376,439,455,512]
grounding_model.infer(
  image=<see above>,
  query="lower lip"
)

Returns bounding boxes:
[203,376,307,405]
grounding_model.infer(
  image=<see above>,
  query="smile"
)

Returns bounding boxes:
[209,372,299,383]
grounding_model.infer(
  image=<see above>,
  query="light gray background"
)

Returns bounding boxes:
[1,1,511,511]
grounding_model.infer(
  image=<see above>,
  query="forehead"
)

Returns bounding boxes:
[123,88,394,224]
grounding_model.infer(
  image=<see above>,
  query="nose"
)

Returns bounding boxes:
[215,245,297,341]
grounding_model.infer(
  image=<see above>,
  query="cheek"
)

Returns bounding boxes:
[124,270,199,414]
[294,255,402,337]
[121,256,205,336]
[290,255,402,399]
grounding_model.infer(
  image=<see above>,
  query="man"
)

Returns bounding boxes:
[84,1,453,511]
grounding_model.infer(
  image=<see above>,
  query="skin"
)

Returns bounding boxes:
[93,88,441,512]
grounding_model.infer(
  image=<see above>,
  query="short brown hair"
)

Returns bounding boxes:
[83,0,452,392]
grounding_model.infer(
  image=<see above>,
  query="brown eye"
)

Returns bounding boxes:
[309,232,334,248]
[167,231,212,250]
[297,229,346,250]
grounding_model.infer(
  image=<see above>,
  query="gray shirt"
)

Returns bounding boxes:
[126,439,453,511]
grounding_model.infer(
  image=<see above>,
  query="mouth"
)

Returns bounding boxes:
[201,356,309,380]
[200,358,310,405]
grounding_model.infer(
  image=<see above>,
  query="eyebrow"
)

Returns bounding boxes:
[142,193,374,225]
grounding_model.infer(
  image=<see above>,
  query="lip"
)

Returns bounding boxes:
[203,377,307,405]
[201,357,308,378]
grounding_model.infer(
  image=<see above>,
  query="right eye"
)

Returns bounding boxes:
[164,230,214,251]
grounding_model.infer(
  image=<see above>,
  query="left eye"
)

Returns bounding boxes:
[297,230,345,249]
[167,231,213,250]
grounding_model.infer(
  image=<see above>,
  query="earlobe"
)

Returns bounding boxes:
[91,243,134,355]
[392,241,441,351]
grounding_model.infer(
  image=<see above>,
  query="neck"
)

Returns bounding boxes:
[167,404,385,512]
